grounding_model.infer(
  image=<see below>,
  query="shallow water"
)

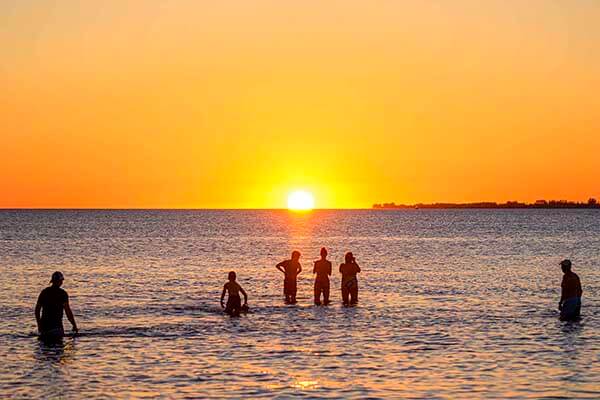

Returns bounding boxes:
[0,209,598,399]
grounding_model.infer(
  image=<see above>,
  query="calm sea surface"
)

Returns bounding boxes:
[0,210,598,399]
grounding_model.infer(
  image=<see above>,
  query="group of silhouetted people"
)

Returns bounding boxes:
[219,248,361,317]
[35,256,583,339]
[275,248,361,306]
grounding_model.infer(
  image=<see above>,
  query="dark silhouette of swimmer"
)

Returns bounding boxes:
[220,271,248,317]
[339,252,361,306]
[35,271,78,340]
[558,259,583,321]
[313,247,332,305]
[276,251,302,304]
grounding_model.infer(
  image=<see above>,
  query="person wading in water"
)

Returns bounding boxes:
[558,259,583,321]
[35,271,78,341]
[313,247,332,305]
[276,251,302,304]
[220,271,248,317]
[339,252,361,306]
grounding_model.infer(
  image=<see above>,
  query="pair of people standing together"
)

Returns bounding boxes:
[276,248,361,306]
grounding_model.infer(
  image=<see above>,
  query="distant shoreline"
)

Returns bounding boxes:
[373,200,600,209]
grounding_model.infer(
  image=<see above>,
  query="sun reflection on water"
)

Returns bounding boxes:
[292,380,319,390]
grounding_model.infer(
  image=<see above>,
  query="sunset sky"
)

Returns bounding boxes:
[2,1,599,208]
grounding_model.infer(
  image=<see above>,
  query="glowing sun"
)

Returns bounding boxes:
[287,190,315,211]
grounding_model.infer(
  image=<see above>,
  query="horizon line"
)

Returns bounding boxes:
[2,198,599,211]
[0,207,371,211]
[0,206,598,211]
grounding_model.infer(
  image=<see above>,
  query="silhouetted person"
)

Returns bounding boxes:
[276,251,302,304]
[340,252,361,306]
[220,271,248,317]
[558,259,582,321]
[313,247,332,305]
[35,271,78,340]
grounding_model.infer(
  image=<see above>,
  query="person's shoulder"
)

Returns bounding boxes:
[46,286,67,295]
[38,286,51,299]
[51,287,68,301]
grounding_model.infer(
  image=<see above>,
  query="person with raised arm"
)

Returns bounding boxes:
[276,251,302,304]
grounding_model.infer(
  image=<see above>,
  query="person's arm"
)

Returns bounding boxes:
[220,284,227,308]
[297,263,302,275]
[559,277,566,310]
[276,261,285,274]
[355,262,361,273]
[35,302,42,333]
[339,264,343,274]
[327,262,332,276]
[313,262,317,274]
[240,286,248,306]
[64,300,78,333]
[577,276,583,297]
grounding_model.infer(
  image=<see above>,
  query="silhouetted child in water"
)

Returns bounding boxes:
[276,251,302,304]
[220,271,248,317]
[313,247,332,305]
[340,252,361,306]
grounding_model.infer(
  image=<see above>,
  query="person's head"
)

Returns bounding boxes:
[291,250,301,261]
[50,271,64,287]
[345,252,354,264]
[228,271,236,282]
[560,259,572,274]
[320,247,328,259]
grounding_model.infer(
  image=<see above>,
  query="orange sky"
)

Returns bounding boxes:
[2,1,599,208]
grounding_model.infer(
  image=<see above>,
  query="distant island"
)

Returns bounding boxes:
[373,199,600,209]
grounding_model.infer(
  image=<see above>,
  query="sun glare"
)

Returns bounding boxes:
[287,190,315,211]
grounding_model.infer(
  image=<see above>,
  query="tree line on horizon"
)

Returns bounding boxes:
[373,198,600,209]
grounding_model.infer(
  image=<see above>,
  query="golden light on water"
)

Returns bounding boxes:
[292,380,319,390]
[287,190,315,211]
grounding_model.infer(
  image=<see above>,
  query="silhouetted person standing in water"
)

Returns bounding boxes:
[276,251,302,304]
[221,271,248,317]
[313,247,332,305]
[558,259,583,321]
[35,271,78,341]
[340,252,361,306]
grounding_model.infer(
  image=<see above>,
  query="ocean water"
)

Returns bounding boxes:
[0,209,598,399]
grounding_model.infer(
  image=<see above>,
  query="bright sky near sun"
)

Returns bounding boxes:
[2,1,600,208]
